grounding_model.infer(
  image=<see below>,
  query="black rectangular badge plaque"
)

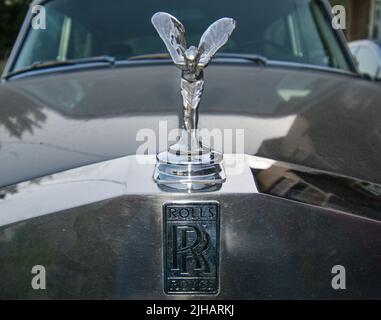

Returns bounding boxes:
[163,202,220,294]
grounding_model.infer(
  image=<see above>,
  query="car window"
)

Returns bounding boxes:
[11,0,351,72]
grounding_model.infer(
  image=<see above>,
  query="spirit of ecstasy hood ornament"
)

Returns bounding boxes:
[152,12,236,192]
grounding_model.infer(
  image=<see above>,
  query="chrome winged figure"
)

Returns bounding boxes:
[152,12,236,191]
[152,12,235,133]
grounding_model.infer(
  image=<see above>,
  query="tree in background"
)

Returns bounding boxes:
[330,0,349,7]
[0,0,30,68]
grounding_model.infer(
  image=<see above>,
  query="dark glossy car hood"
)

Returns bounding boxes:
[1,63,381,187]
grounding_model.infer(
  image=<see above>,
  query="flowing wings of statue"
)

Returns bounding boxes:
[151,12,187,66]
[151,12,236,68]
[197,17,236,67]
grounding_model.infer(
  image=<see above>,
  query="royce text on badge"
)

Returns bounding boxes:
[163,202,220,294]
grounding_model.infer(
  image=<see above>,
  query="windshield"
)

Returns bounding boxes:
[12,0,351,72]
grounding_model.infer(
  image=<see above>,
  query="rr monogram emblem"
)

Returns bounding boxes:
[164,203,220,294]
[172,225,211,274]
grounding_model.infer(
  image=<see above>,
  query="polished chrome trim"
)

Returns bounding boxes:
[1,153,381,228]
[0,154,257,227]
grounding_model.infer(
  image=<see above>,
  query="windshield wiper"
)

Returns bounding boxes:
[127,53,171,61]
[214,53,267,66]
[127,52,267,66]
[4,56,116,79]
[4,53,266,79]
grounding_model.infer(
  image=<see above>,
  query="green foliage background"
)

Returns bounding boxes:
[330,0,350,37]
[0,0,30,72]
[330,0,349,7]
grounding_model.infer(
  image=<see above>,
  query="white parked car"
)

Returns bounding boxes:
[349,39,381,80]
